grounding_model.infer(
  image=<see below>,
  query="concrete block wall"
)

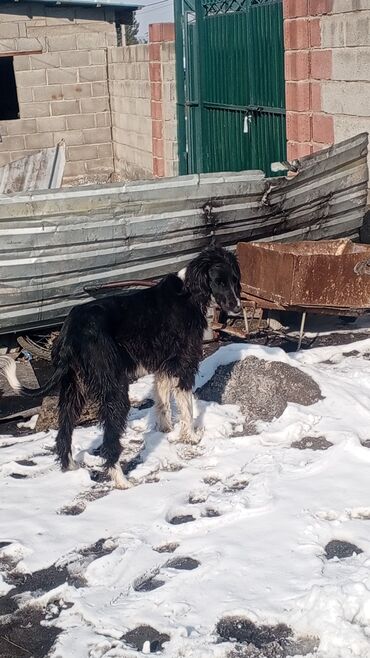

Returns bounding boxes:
[0,2,116,183]
[108,45,152,179]
[284,0,370,186]
[109,23,178,180]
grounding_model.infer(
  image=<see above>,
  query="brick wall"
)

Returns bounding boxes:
[109,23,178,180]
[284,0,370,187]
[0,2,116,184]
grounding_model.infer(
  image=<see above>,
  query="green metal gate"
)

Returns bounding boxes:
[175,0,286,175]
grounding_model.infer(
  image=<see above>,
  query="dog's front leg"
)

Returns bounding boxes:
[173,387,200,444]
[154,373,173,433]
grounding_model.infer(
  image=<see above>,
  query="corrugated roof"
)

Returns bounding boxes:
[9,0,142,10]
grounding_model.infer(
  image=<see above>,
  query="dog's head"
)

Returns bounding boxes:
[208,250,241,315]
[185,246,241,314]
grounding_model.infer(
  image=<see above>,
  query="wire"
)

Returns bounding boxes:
[137,0,171,13]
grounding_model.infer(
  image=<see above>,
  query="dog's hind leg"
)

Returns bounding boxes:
[173,386,200,445]
[154,373,173,433]
[56,372,85,471]
[99,379,132,489]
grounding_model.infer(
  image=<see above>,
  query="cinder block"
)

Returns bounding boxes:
[285,81,311,111]
[164,140,178,161]
[18,87,33,103]
[67,113,95,129]
[286,111,311,142]
[311,50,332,79]
[332,47,370,82]
[16,69,46,88]
[79,65,106,83]
[25,132,55,149]
[60,50,90,68]
[67,144,99,161]
[320,14,345,48]
[0,153,11,167]
[90,50,107,65]
[36,115,67,132]
[285,50,310,81]
[345,12,370,47]
[331,0,369,13]
[76,32,107,50]
[47,67,78,85]
[284,18,309,50]
[33,85,63,102]
[17,37,46,51]
[51,99,80,116]
[322,80,370,116]
[91,81,108,97]
[62,82,93,99]
[0,134,25,151]
[85,157,114,173]
[308,0,333,16]
[53,129,84,146]
[309,18,321,48]
[4,118,37,135]
[30,53,60,69]
[287,141,313,159]
[46,34,77,52]
[312,113,334,143]
[283,0,308,18]
[95,112,111,128]
[20,102,51,119]
[0,22,19,38]
[63,160,87,177]
[160,42,175,62]
[97,143,113,158]
[83,127,112,144]
[80,97,109,113]
[0,39,17,52]
[13,56,31,72]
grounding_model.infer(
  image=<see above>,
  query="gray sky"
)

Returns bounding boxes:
[136,0,174,39]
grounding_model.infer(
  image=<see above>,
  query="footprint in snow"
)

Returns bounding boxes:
[133,554,200,593]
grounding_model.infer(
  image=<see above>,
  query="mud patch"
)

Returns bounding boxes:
[325,540,363,560]
[134,575,165,592]
[0,606,61,658]
[168,514,195,525]
[153,543,179,554]
[164,557,200,570]
[122,625,170,653]
[197,357,322,433]
[218,617,318,658]
[291,436,333,451]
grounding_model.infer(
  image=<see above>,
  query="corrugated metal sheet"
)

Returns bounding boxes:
[8,1,142,9]
[0,142,65,195]
[0,133,368,334]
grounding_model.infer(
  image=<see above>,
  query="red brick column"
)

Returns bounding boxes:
[149,23,175,177]
[284,0,334,160]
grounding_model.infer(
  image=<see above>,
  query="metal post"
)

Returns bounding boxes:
[297,311,307,351]
[174,0,188,175]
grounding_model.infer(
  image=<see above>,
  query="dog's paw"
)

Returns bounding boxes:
[156,419,173,434]
[178,430,202,445]
[108,465,133,490]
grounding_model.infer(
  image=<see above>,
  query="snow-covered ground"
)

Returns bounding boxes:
[2,340,370,657]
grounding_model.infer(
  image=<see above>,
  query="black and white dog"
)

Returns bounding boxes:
[0,246,241,488]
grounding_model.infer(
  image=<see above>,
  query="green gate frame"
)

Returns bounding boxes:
[175,0,287,176]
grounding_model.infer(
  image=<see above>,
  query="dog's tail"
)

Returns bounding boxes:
[0,355,65,398]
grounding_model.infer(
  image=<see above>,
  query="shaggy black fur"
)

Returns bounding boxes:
[0,246,240,486]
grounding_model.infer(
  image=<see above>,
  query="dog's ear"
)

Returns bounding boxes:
[159,274,187,296]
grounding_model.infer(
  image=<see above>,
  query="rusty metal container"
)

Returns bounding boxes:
[237,239,370,313]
